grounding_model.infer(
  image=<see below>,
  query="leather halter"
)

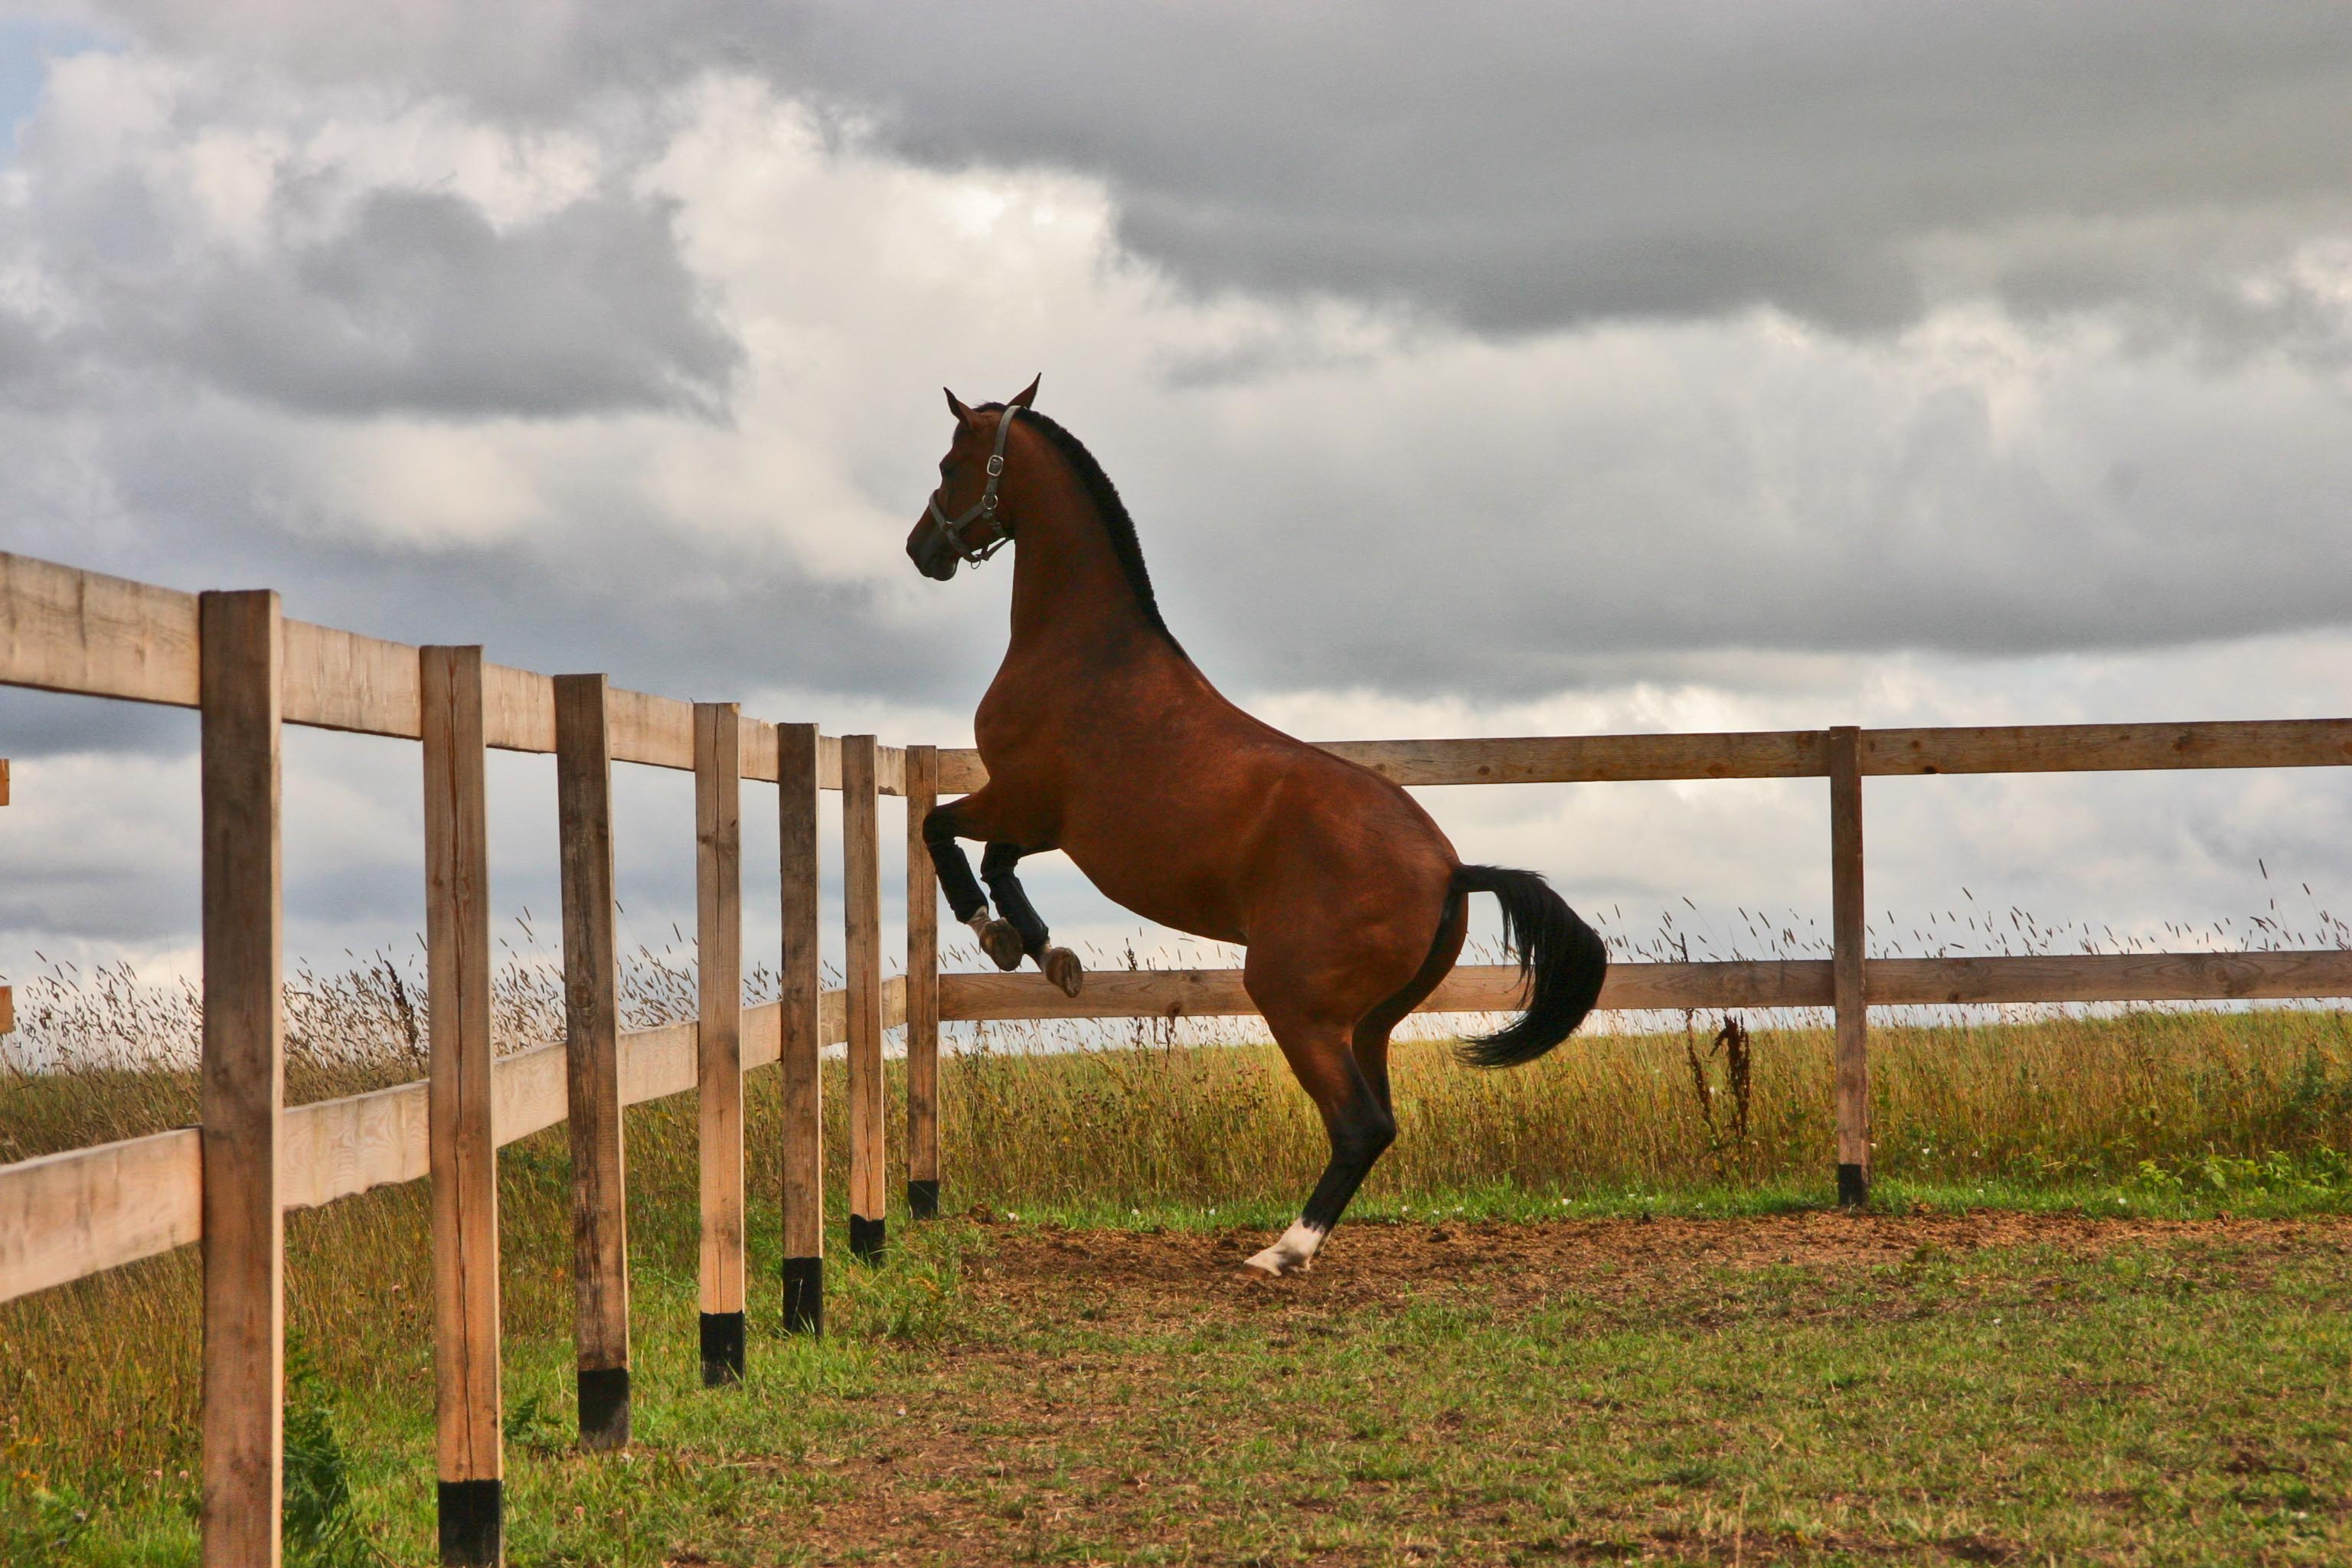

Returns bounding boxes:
[926,405,1021,567]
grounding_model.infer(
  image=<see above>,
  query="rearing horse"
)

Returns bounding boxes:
[906,379,1609,1275]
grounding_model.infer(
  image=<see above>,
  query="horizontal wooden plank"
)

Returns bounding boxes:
[939,962,1836,1020]
[0,1127,201,1305]
[1321,733,1831,786]
[936,748,985,794]
[938,733,1828,792]
[605,687,695,771]
[942,720,2352,793]
[1868,950,2352,1004]
[282,1079,427,1210]
[0,980,897,1304]
[942,951,2352,1020]
[0,552,200,708]
[1863,720,2352,776]
[283,619,421,738]
[618,1021,698,1107]
[1,554,897,791]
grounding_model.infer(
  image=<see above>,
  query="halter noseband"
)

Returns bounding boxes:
[926,406,1021,567]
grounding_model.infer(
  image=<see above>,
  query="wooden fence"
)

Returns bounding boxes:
[5,547,2352,1560]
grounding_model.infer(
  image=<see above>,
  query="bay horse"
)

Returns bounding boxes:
[906,378,1609,1276]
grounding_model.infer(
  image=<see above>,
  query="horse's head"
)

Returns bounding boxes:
[907,376,1039,580]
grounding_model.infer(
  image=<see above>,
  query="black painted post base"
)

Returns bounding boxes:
[1836,1162,1870,1208]
[700,1311,746,1387]
[782,1255,823,1336]
[907,1178,940,1220]
[577,1365,631,1450]
[437,1478,502,1566]
[849,1214,886,1263]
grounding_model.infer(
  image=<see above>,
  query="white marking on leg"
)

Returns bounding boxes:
[1242,1221,1326,1277]
[967,913,995,941]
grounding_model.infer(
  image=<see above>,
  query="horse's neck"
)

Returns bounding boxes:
[1004,488,1171,673]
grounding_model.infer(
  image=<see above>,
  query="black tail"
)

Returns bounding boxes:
[1452,864,1609,1069]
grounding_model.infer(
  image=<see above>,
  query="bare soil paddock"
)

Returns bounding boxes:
[759,1212,2352,1566]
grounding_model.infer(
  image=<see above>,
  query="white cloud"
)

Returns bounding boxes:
[2,20,2350,1007]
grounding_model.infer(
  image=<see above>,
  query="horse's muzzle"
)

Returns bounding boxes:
[907,526,960,581]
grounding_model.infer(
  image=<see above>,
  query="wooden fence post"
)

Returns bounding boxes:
[842,734,887,1261]
[554,674,630,1448]
[422,647,502,1565]
[1828,724,1870,1207]
[776,722,825,1332]
[198,590,284,1568]
[1,759,10,1037]
[904,744,941,1220]
[693,703,746,1386]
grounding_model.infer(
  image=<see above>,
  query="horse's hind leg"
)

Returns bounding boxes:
[981,842,1083,997]
[1245,1005,1396,1277]
[1351,892,1467,1118]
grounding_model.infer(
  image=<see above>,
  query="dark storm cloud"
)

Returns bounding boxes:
[761,0,2352,341]
[0,688,193,759]
[116,188,740,420]
[67,1,2352,341]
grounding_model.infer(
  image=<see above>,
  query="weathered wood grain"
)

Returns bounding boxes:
[422,646,503,1514]
[0,551,200,707]
[285,619,421,737]
[776,723,825,1275]
[941,950,2352,1020]
[904,745,941,1209]
[0,1128,201,1305]
[1828,727,1870,1201]
[1866,950,2352,1004]
[554,674,630,1446]
[934,733,1829,791]
[198,590,285,1568]
[0,988,871,1306]
[694,704,746,1341]
[1862,719,2352,776]
[841,736,887,1248]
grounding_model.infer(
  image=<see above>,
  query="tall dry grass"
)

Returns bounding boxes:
[6,941,2352,1514]
[940,1007,2352,1205]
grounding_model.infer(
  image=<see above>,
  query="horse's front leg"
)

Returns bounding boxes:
[980,842,1084,997]
[920,800,1083,996]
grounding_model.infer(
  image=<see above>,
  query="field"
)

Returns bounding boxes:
[8,965,2352,1563]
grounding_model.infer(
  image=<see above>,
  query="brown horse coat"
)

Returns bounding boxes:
[908,382,1606,1273]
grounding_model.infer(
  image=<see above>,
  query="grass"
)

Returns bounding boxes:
[12,1211,2352,1564]
[6,954,2352,1561]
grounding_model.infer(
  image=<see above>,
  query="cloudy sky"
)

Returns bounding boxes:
[4,2,2351,1011]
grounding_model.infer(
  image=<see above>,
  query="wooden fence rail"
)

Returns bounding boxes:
[5,545,2352,1562]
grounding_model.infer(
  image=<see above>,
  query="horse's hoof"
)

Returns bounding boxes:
[1040,946,1083,998]
[978,919,1024,971]
[1241,1243,1311,1278]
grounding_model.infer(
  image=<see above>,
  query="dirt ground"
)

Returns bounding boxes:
[961,1207,2343,1321]
[752,1212,2352,1566]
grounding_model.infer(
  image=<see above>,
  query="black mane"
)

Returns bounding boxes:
[985,403,1187,658]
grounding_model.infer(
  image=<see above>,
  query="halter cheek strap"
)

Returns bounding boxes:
[926,406,1021,567]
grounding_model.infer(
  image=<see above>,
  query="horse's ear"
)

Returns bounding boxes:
[945,387,978,426]
[1009,374,1040,410]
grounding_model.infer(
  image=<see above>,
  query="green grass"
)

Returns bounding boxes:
[8,965,2352,1562]
[13,1209,2352,1564]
